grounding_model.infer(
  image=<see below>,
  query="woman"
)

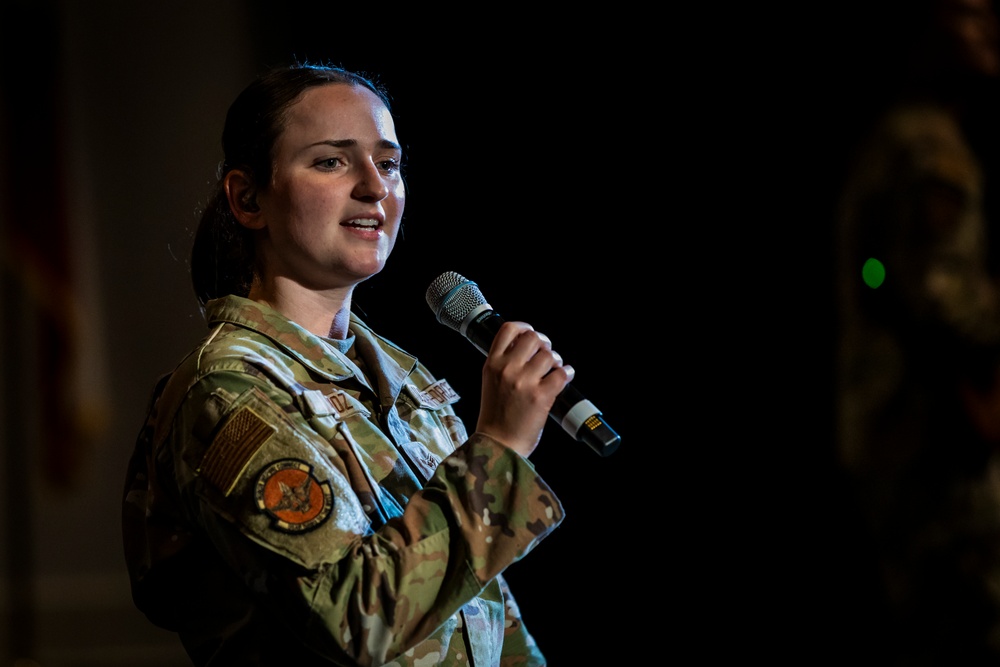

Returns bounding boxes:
[122,62,570,666]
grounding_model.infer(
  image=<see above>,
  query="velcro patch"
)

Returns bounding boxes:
[404,379,460,409]
[302,389,336,417]
[200,407,275,496]
[255,459,333,533]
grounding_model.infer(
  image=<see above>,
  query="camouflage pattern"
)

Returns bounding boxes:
[836,103,1000,658]
[122,295,564,666]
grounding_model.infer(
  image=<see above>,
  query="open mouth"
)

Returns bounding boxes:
[343,218,381,230]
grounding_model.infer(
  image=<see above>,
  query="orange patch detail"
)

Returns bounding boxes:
[254,459,333,533]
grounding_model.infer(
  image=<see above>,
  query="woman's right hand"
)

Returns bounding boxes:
[475,320,574,458]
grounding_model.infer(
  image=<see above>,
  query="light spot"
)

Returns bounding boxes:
[414,652,441,666]
[862,257,886,288]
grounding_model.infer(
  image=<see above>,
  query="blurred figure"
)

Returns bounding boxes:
[836,0,1000,661]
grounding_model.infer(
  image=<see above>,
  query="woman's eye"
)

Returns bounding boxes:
[379,158,401,174]
[317,157,342,170]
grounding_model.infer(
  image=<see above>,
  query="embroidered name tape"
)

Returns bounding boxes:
[301,388,369,420]
[404,379,460,409]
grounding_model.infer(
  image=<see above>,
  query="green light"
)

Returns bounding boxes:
[862,257,885,288]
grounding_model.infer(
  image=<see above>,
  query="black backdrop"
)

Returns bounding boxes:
[0,0,939,663]
[43,0,944,666]
[183,1,942,661]
[230,0,956,665]
[241,6,652,664]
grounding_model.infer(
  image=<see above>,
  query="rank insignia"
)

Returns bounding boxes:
[254,459,333,533]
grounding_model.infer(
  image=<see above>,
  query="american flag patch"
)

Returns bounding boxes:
[200,407,275,496]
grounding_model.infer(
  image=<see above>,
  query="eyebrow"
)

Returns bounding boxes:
[309,139,401,151]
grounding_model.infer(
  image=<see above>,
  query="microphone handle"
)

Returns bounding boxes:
[465,310,620,457]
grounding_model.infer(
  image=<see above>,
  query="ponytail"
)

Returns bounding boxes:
[190,182,255,307]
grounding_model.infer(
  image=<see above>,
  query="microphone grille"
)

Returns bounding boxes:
[426,271,489,332]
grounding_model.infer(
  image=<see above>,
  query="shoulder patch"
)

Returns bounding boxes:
[200,406,275,496]
[254,459,333,533]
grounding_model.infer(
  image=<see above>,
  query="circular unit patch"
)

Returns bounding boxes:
[255,459,333,533]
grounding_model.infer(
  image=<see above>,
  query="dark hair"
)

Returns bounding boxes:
[190,62,392,306]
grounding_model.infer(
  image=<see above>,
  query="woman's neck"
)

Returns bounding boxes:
[248,279,354,339]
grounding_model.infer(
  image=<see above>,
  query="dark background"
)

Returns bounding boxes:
[241,13,660,663]
[3,0,979,664]
[239,4,902,661]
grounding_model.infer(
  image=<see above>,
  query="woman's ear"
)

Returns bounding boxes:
[224,169,264,229]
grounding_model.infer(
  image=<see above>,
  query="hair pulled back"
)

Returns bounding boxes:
[190,62,391,307]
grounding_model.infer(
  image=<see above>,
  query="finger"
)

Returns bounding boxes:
[489,321,534,355]
[523,342,558,373]
[511,331,558,372]
[496,326,545,363]
[540,362,575,393]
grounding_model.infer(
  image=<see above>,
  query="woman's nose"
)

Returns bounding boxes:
[352,161,389,201]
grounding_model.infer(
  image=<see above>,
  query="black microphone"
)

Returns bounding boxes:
[425,271,620,457]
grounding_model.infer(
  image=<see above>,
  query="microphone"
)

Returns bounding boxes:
[425,271,620,457]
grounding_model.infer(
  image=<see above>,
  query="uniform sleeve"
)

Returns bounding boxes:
[157,368,564,664]
[497,574,548,666]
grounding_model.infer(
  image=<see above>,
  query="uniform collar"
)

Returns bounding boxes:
[205,295,417,407]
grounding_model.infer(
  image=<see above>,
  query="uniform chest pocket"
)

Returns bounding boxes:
[397,379,468,459]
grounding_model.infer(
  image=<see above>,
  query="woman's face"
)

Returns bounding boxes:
[254,83,405,291]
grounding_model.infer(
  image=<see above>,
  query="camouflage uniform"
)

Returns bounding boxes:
[122,295,564,666]
[836,103,1000,659]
